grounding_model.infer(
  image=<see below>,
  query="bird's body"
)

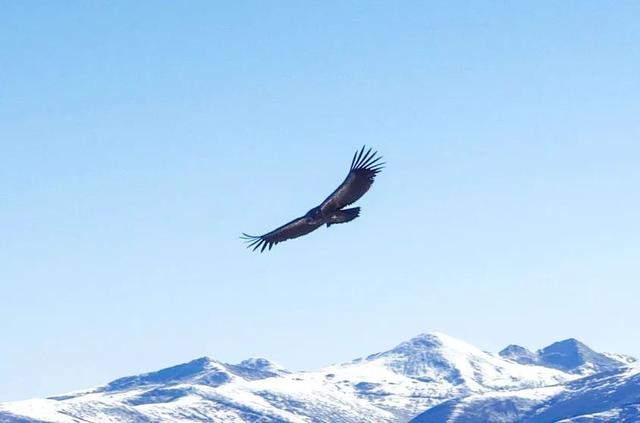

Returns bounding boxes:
[325,207,360,227]
[242,146,384,252]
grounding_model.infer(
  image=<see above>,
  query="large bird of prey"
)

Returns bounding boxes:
[241,146,384,252]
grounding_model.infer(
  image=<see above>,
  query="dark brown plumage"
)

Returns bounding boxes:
[241,146,384,252]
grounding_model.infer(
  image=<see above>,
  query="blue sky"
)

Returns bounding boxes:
[2,1,639,401]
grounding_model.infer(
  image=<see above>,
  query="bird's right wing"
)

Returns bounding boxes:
[241,216,323,252]
[319,146,384,213]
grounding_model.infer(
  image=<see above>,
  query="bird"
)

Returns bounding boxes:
[241,146,384,252]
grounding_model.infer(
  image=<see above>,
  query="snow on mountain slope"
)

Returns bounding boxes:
[0,333,591,423]
[537,339,623,375]
[1,371,392,423]
[314,332,572,420]
[410,363,640,423]
[500,345,539,366]
[499,338,634,375]
[602,352,638,366]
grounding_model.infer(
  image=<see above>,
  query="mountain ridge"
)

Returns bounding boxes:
[1,332,636,423]
[499,338,632,375]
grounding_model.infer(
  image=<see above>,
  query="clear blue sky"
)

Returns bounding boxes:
[2,1,639,401]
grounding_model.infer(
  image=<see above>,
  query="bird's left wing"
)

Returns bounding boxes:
[241,216,323,252]
[320,146,384,213]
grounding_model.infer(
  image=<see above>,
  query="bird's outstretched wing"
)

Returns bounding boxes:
[320,146,384,213]
[241,217,323,252]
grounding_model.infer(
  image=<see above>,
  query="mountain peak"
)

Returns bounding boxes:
[365,332,479,365]
[390,332,471,353]
[538,338,619,373]
[99,356,231,392]
[500,344,532,354]
[237,357,280,369]
[499,344,539,365]
[234,357,289,376]
[544,338,584,350]
[225,357,289,380]
[392,332,444,351]
[499,338,628,374]
[348,331,572,394]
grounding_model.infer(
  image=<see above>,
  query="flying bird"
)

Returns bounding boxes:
[241,146,384,252]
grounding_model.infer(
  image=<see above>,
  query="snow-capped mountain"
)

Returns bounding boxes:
[410,363,640,423]
[499,338,632,375]
[310,332,571,421]
[0,333,635,423]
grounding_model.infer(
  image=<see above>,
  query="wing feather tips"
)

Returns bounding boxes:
[240,233,277,253]
[362,155,382,168]
[350,149,358,169]
[351,146,384,172]
[361,147,373,166]
[241,233,265,250]
[370,162,385,173]
[351,146,366,170]
[357,147,372,168]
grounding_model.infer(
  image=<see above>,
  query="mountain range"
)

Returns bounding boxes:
[1,332,637,422]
